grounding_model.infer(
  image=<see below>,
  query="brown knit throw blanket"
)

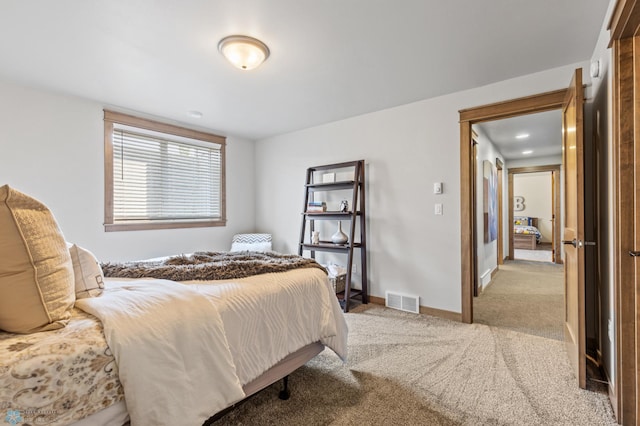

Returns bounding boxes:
[101,251,326,281]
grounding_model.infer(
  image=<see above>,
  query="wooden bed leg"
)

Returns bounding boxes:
[278,375,290,400]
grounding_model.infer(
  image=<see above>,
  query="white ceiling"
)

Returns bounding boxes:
[0,1,610,140]
[474,110,562,161]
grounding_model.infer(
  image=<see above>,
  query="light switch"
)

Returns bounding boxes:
[433,182,443,194]
[435,203,443,215]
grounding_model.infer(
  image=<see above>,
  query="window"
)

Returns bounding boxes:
[104,110,226,231]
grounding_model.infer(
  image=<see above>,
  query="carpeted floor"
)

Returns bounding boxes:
[474,260,564,341]
[514,248,552,262]
[216,304,616,425]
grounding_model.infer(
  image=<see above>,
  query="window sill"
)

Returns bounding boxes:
[104,219,226,232]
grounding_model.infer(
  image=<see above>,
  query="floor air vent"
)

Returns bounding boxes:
[385,291,420,314]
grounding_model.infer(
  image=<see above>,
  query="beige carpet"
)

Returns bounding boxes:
[514,248,553,262]
[474,260,564,341]
[216,305,616,425]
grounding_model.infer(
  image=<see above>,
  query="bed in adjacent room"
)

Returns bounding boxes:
[513,216,542,250]
[0,185,347,426]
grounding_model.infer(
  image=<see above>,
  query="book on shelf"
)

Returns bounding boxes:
[306,201,326,212]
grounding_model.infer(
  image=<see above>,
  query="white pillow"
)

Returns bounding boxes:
[230,241,272,253]
[68,244,105,299]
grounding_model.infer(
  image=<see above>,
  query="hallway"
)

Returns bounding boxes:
[474,260,563,341]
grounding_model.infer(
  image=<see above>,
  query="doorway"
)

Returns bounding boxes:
[508,165,562,264]
[459,75,589,390]
[459,89,567,324]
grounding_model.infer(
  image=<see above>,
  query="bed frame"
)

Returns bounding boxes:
[204,341,325,424]
[513,234,537,250]
[513,217,538,250]
[71,342,325,426]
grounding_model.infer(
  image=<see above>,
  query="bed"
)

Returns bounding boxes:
[0,253,347,426]
[513,216,542,249]
[0,185,347,425]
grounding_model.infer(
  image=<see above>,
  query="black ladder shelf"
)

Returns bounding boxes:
[298,160,368,312]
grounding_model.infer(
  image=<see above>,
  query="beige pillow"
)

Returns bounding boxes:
[0,185,75,333]
[68,243,105,299]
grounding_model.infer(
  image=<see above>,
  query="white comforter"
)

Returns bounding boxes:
[76,267,347,426]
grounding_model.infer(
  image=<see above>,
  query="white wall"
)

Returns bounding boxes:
[507,155,562,169]
[513,172,553,242]
[471,126,504,288]
[256,61,590,314]
[0,79,257,262]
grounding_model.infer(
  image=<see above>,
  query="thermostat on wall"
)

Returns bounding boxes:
[590,60,600,79]
[433,182,443,194]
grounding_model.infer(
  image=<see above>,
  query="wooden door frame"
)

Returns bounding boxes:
[471,132,479,297]
[507,165,561,263]
[609,0,640,423]
[496,158,505,265]
[459,89,567,324]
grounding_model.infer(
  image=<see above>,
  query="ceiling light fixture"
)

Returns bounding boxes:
[187,110,203,119]
[218,35,270,71]
[522,150,533,155]
[516,133,530,139]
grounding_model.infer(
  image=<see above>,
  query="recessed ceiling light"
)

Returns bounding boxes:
[522,150,533,155]
[188,110,203,119]
[516,133,530,139]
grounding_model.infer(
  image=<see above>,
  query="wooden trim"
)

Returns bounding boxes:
[103,109,227,232]
[104,110,226,145]
[105,219,226,232]
[607,6,640,417]
[496,158,504,265]
[460,120,473,324]
[552,169,561,264]
[459,89,567,123]
[612,36,638,426]
[634,34,640,426]
[104,120,114,227]
[419,305,462,322]
[508,165,561,174]
[460,92,568,325]
[472,137,479,297]
[220,141,227,227]
[608,0,640,45]
[369,296,462,322]
[508,172,514,260]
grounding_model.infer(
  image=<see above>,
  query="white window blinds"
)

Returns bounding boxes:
[104,110,226,231]
[112,126,222,223]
